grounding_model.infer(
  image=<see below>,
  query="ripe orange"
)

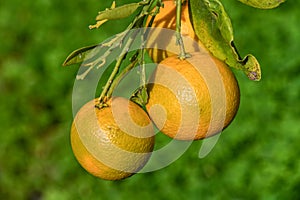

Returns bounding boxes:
[71,97,155,180]
[146,0,206,63]
[146,52,240,140]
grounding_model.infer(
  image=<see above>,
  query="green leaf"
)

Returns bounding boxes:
[62,45,98,66]
[95,3,141,21]
[63,32,125,67]
[189,0,261,81]
[89,1,142,29]
[238,0,286,9]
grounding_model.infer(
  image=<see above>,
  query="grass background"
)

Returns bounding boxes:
[1,0,299,199]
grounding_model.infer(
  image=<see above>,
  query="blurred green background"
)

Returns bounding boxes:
[1,0,299,199]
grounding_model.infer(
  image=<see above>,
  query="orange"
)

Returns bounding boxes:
[146,52,240,140]
[71,97,155,180]
[146,0,206,63]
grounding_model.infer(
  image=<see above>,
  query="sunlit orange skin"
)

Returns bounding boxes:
[71,97,155,180]
[146,52,240,140]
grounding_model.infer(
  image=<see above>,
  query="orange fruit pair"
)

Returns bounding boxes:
[70,0,240,181]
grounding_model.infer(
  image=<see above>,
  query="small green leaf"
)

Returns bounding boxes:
[95,3,141,21]
[189,0,261,81]
[89,2,142,29]
[62,45,98,66]
[241,54,261,81]
[238,0,286,9]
